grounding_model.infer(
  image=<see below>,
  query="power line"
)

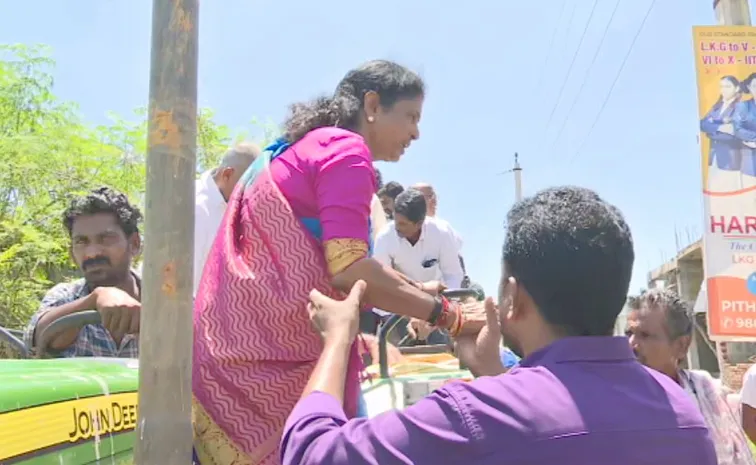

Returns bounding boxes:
[568,0,658,164]
[554,3,580,66]
[533,0,568,95]
[530,3,577,143]
[526,0,568,150]
[547,0,623,152]
[540,0,600,139]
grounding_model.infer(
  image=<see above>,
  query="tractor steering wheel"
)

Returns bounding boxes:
[36,311,101,359]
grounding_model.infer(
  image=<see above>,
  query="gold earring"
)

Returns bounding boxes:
[367,116,375,123]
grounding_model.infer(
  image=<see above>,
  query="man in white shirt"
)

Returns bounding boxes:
[373,188,464,345]
[374,188,464,289]
[412,182,468,285]
[194,142,259,294]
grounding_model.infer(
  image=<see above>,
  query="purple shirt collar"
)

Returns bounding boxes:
[519,336,634,367]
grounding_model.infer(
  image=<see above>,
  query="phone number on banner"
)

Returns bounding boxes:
[722,317,756,329]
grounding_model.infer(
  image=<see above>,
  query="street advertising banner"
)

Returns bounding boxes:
[692,26,756,339]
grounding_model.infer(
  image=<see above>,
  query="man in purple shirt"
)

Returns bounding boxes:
[281,186,717,465]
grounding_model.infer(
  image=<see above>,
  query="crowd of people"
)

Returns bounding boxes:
[16,58,756,464]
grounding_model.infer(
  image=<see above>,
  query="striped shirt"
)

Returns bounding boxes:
[24,273,140,358]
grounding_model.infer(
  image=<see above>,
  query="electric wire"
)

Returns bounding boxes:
[568,0,658,164]
[547,0,623,152]
[540,0,601,139]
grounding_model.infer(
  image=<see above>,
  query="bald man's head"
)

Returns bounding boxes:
[411,182,437,216]
[214,142,260,201]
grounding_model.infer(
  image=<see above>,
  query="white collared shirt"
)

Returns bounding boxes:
[431,215,463,251]
[373,216,464,289]
[194,170,227,295]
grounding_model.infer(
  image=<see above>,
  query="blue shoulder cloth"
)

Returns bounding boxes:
[239,137,292,188]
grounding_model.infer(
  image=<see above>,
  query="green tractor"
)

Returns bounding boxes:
[0,312,139,465]
[0,290,476,464]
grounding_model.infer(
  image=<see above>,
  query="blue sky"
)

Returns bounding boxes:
[1,0,746,298]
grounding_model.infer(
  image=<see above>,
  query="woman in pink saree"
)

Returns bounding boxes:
[192,60,483,465]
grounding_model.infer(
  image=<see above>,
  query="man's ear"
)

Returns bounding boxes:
[501,277,518,320]
[221,166,235,182]
[128,232,142,257]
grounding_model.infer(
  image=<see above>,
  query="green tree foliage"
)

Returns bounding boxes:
[0,44,277,330]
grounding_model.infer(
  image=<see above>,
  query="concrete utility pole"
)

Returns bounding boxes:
[497,153,524,203]
[711,0,752,391]
[136,0,199,464]
[513,152,523,203]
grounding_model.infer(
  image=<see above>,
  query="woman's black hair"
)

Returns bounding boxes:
[721,75,740,87]
[715,75,741,106]
[743,73,756,93]
[283,60,424,144]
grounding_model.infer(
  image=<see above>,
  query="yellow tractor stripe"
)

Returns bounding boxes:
[0,392,138,461]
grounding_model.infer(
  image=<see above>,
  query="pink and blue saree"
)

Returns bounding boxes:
[192,128,376,465]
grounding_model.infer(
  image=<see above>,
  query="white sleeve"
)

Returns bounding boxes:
[436,218,463,251]
[373,225,393,268]
[449,225,463,251]
[741,365,756,408]
[437,229,464,289]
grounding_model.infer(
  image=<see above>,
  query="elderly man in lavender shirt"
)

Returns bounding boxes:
[281,186,717,465]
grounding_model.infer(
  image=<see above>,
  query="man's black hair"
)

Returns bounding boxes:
[63,187,143,237]
[503,186,634,337]
[378,181,404,200]
[375,168,384,190]
[393,188,427,223]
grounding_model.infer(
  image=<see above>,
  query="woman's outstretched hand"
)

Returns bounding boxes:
[455,300,488,335]
[308,280,367,344]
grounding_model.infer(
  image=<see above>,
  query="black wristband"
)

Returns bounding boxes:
[427,296,444,326]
